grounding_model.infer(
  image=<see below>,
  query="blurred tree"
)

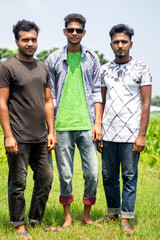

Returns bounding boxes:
[36,48,109,65]
[94,50,108,65]
[36,47,58,61]
[151,95,160,107]
[0,48,18,63]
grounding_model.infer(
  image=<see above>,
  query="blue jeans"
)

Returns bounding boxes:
[7,141,53,227]
[55,130,98,205]
[102,141,139,219]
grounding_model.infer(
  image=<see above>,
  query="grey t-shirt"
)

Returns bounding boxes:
[0,56,50,143]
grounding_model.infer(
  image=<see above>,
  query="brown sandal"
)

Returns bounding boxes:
[81,219,104,228]
[121,223,135,235]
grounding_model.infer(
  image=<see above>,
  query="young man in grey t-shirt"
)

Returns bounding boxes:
[0,20,57,238]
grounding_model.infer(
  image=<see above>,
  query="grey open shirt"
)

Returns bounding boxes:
[46,45,102,126]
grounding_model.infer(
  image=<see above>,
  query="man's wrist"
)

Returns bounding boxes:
[137,133,146,137]
[94,122,101,126]
[48,129,56,134]
[4,133,14,138]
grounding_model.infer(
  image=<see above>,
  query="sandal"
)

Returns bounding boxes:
[43,224,58,232]
[28,223,58,232]
[121,223,135,235]
[81,219,104,228]
[102,215,118,222]
[17,231,32,239]
[58,225,71,232]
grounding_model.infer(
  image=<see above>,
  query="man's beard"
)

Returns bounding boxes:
[116,54,125,59]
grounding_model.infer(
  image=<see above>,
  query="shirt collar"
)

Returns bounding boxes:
[63,45,86,60]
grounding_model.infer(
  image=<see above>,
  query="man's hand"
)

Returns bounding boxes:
[97,140,103,153]
[47,131,57,151]
[92,124,102,142]
[5,136,18,155]
[133,135,145,154]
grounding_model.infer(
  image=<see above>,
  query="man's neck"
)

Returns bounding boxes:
[16,53,34,62]
[67,43,81,53]
[114,56,132,64]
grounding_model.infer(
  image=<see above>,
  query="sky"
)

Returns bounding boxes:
[1,0,159,97]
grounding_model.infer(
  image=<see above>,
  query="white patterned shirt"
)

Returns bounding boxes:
[101,58,152,142]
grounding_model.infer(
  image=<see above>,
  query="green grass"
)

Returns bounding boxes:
[141,115,160,168]
[0,151,160,239]
[0,117,160,239]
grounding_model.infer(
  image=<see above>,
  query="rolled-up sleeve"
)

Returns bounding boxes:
[92,54,102,103]
[46,56,57,108]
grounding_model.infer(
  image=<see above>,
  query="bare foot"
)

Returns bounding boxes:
[57,215,72,232]
[63,204,72,228]
[63,214,72,227]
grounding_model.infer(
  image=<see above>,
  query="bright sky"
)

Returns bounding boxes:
[1,0,159,97]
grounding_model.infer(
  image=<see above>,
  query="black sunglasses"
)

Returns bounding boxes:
[66,28,84,34]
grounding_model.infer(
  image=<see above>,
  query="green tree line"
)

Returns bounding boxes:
[1,47,159,103]
[0,47,108,65]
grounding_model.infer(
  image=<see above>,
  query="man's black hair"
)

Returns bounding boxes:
[109,24,134,41]
[64,13,86,29]
[13,20,40,40]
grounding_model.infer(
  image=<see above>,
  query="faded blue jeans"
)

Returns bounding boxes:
[55,130,98,205]
[102,141,139,219]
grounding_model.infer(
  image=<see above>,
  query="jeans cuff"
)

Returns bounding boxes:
[59,195,73,205]
[10,220,25,227]
[83,196,96,205]
[28,218,42,224]
[121,211,135,219]
[108,207,121,215]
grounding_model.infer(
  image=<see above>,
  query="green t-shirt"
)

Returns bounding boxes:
[55,52,92,131]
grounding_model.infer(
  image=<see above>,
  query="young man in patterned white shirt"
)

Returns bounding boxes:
[100,24,152,234]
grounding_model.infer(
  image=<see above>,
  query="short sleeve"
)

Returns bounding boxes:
[140,65,152,87]
[0,64,10,88]
[46,66,51,88]
[100,65,107,87]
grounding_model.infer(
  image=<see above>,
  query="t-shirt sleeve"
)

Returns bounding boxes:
[0,64,10,87]
[140,65,152,87]
[100,65,106,87]
[45,66,51,88]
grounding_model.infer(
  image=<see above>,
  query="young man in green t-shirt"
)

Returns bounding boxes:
[46,13,102,229]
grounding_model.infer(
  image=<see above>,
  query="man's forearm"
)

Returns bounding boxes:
[138,103,150,137]
[45,101,55,133]
[94,102,102,125]
[0,104,13,138]
[92,102,102,142]
[138,85,151,137]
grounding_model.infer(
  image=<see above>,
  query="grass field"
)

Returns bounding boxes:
[0,116,160,239]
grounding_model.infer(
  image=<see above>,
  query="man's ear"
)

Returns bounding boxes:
[130,41,133,49]
[82,29,86,38]
[110,42,113,50]
[63,28,67,36]
[15,39,19,47]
